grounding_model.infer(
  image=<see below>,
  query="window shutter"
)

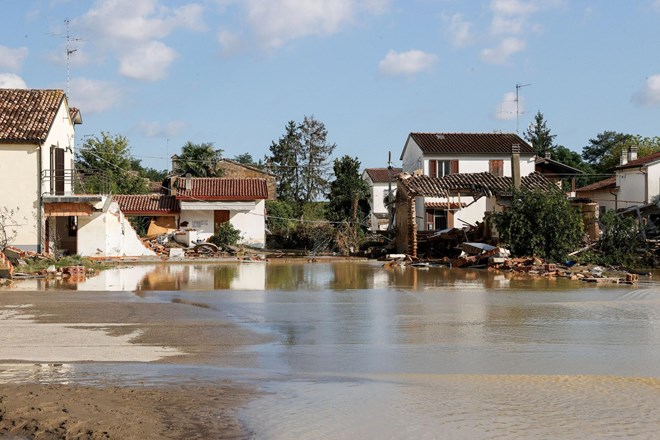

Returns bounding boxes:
[451,160,459,174]
[489,160,503,177]
[429,160,437,177]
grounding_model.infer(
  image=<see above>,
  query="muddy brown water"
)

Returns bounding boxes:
[3,262,660,438]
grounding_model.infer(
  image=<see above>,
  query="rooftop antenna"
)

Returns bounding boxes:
[515,83,531,134]
[64,19,82,98]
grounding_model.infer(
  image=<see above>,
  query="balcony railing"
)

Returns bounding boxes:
[41,169,110,196]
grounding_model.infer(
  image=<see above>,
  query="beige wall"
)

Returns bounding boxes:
[0,144,40,250]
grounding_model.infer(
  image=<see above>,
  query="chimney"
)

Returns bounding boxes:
[545,151,551,160]
[171,154,179,173]
[511,144,521,189]
[629,145,638,162]
[620,148,628,166]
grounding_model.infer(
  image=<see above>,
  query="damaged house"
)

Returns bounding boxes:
[399,132,537,231]
[116,176,269,248]
[362,167,402,231]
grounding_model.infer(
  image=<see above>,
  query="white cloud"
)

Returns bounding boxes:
[69,78,122,114]
[218,30,245,55]
[119,41,176,81]
[491,15,525,35]
[0,73,27,89]
[77,0,204,43]
[481,38,526,64]
[241,0,388,49]
[632,74,660,106]
[246,0,355,48]
[490,0,539,16]
[447,14,473,47]
[653,0,660,11]
[75,0,203,80]
[137,120,186,138]
[0,46,28,71]
[378,50,437,76]
[494,91,521,121]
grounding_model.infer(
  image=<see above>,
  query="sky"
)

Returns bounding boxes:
[1,0,660,172]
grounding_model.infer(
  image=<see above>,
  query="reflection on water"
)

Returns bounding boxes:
[7,261,600,292]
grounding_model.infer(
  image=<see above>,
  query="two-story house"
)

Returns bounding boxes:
[399,132,535,230]
[0,89,82,252]
[0,88,157,258]
[576,146,660,213]
[362,167,402,231]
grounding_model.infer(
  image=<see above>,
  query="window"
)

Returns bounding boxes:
[489,159,504,177]
[426,209,448,230]
[428,160,459,177]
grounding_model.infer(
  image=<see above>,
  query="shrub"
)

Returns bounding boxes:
[491,188,584,262]
[208,222,242,248]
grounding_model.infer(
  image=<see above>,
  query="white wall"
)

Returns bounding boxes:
[400,137,424,174]
[230,200,266,248]
[39,101,76,196]
[416,196,487,231]
[179,200,266,248]
[423,154,535,177]
[648,162,660,203]
[617,170,647,208]
[0,145,40,250]
[77,201,156,257]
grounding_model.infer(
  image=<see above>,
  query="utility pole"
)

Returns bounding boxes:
[515,83,531,134]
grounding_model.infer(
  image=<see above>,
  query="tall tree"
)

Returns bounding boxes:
[582,131,660,173]
[75,132,148,194]
[266,116,336,205]
[267,120,303,202]
[299,116,336,203]
[326,155,370,223]
[524,111,556,157]
[173,142,224,177]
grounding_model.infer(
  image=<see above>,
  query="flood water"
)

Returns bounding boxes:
[4,261,660,438]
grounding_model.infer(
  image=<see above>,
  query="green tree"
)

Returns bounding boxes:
[491,188,584,262]
[299,116,336,203]
[173,142,224,177]
[583,132,660,173]
[267,121,303,203]
[75,132,148,194]
[525,111,556,157]
[326,155,370,223]
[266,116,336,206]
[595,211,646,267]
[233,153,262,168]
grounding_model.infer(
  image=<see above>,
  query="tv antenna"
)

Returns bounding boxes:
[63,19,82,98]
[515,83,531,133]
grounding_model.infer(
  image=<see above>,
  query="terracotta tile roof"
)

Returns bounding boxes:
[575,176,617,192]
[175,177,269,200]
[0,89,66,143]
[408,132,534,155]
[364,167,403,183]
[615,151,660,170]
[114,195,180,214]
[400,172,555,198]
[425,202,467,209]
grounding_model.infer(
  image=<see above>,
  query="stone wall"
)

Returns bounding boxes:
[219,160,277,200]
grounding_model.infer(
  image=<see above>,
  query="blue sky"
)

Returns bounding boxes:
[2,0,660,172]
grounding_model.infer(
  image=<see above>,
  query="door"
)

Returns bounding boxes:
[214,210,230,233]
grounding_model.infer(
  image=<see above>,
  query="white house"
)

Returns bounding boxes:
[399,132,535,230]
[576,147,660,212]
[117,176,269,248]
[362,167,402,231]
[0,89,82,252]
